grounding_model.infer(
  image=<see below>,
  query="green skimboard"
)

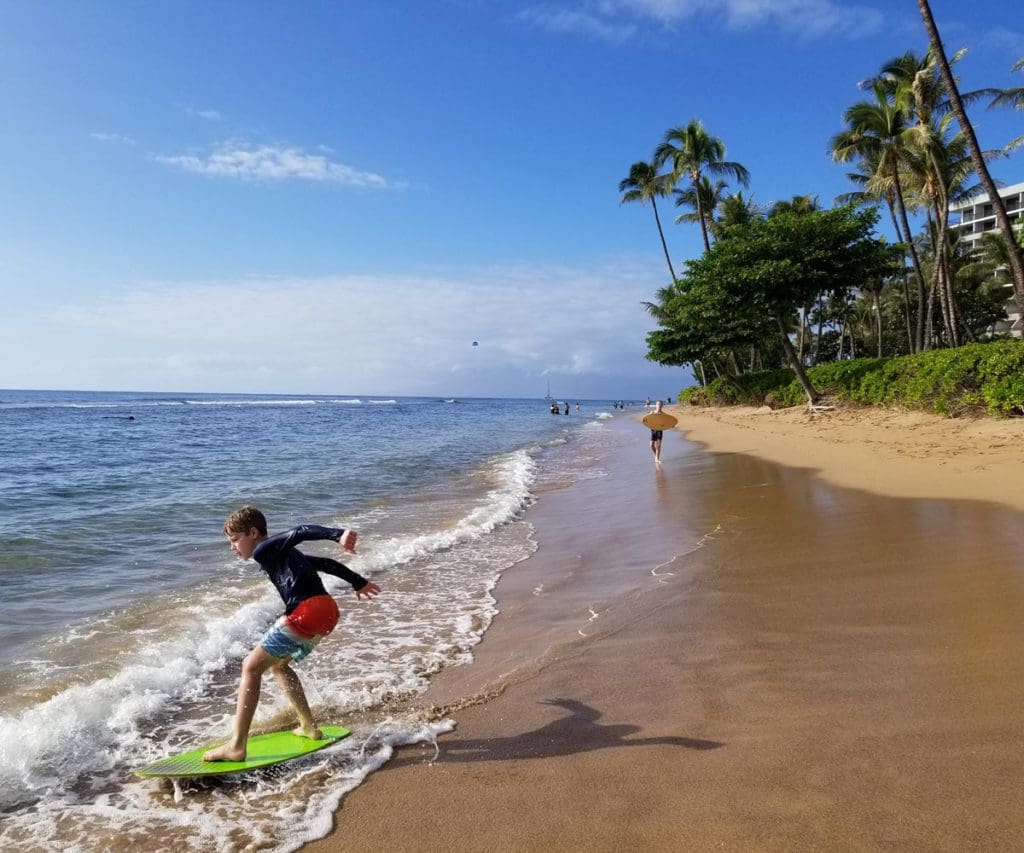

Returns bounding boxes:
[136,725,350,778]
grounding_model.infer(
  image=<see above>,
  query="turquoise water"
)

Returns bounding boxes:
[0,388,629,851]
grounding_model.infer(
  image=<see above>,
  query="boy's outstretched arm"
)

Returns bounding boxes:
[307,555,380,599]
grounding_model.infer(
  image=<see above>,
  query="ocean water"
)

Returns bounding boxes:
[0,389,627,851]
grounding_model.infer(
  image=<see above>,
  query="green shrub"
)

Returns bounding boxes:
[677,340,1024,417]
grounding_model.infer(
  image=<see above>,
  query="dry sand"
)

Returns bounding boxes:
[305,406,1024,852]
[671,402,1024,511]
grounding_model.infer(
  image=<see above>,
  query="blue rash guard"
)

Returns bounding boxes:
[252,525,369,615]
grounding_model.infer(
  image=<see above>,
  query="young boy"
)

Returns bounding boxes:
[203,505,381,762]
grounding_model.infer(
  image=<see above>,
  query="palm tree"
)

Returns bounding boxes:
[769,194,821,217]
[916,0,1024,304]
[654,119,750,254]
[872,47,991,348]
[673,177,727,233]
[619,160,676,281]
[712,191,763,239]
[835,154,916,352]
[831,84,929,351]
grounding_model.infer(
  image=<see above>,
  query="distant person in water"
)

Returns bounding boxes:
[550,402,560,415]
[649,400,665,466]
[564,401,570,415]
[203,506,381,763]
[575,402,580,412]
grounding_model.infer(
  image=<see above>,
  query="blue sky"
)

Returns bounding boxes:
[1,0,1021,398]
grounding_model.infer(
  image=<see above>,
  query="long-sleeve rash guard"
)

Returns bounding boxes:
[252,524,368,614]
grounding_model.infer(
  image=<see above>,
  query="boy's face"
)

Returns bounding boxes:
[226,527,262,560]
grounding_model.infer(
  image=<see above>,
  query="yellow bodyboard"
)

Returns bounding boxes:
[642,412,678,430]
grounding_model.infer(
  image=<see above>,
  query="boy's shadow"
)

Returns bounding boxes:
[408,697,723,765]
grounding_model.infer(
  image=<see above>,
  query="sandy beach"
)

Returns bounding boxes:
[305,405,1024,852]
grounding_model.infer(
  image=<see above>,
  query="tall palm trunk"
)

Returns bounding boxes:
[927,208,955,346]
[938,228,961,347]
[650,197,676,281]
[870,291,881,357]
[887,199,915,351]
[918,0,1024,306]
[924,272,936,350]
[692,173,712,254]
[892,171,928,351]
[814,295,825,365]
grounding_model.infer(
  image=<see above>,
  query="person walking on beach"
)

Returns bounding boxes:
[649,400,665,465]
[203,506,381,762]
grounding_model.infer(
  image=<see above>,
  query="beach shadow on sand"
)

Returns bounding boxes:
[410,698,724,765]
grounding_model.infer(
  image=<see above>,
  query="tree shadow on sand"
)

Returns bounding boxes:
[403,698,724,765]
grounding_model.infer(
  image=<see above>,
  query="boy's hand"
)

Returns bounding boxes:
[356,581,381,600]
[339,530,358,553]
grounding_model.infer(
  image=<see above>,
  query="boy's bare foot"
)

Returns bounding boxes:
[203,744,246,762]
[292,725,323,740]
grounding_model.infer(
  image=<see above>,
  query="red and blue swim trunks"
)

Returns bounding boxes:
[261,595,340,662]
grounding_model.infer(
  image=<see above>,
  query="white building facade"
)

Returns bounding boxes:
[948,180,1024,337]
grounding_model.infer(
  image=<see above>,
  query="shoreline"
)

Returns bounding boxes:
[305,408,1024,851]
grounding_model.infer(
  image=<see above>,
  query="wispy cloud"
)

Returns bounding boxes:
[186,107,223,121]
[90,132,136,145]
[519,0,885,41]
[517,7,637,42]
[8,262,679,396]
[980,26,1024,59]
[155,141,392,188]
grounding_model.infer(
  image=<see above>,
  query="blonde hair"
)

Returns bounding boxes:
[224,505,267,536]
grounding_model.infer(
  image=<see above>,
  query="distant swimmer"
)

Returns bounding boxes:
[202,507,380,763]
[550,402,560,415]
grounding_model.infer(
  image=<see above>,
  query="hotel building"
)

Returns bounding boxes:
[948,180,1024,336]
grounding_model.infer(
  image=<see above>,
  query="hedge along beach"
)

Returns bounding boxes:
[303,403,1024,852]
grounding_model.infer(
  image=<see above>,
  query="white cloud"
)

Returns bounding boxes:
[517,7,637,41]
[520,0,885,40]
[981,26,1024,57]
[2,263,683,397]
[90,132,135,145]
[155,141,392,188]
[186,107,223,121]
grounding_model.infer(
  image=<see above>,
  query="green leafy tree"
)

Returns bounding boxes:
[647,206,899,403]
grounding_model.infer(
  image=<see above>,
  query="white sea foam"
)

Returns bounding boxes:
[355,450,535,574]
[0,446,545,850]
[183,398,323,406]
[0,401,613,850]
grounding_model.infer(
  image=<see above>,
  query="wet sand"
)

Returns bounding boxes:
[306,411,1024,852]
